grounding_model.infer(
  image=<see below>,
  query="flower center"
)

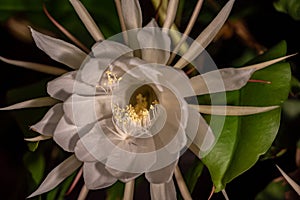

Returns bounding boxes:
[112,85,159,139]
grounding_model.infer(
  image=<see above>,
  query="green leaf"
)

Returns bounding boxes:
[23,151,46,185]
[106,181,125,200]
[27,141,40,152]
[255,180,287,200]
[45,170,77,200]
[184,159,204,192]
[202,41,291,192]
[274,0,300,20]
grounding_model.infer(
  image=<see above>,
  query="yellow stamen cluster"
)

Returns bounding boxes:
[113,93,158,137]
[99,70,122,93]
[105,70,122,86]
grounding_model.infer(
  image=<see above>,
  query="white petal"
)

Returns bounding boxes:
[174,0,235,69]
[31,103,64,136]
[152,86,188,153]
[145,161,177,184]
[81,41,133,85]
[47,71,102,101]
[188,54,294,96]
[0,56,67,75]
[105,166,141,183]
[27,155,82,198]
[150,179,177,200]
[105,142,143,182]
[30,28,87,69]
[121,0,142,30]
[239,54,296,71]
[189,67,254,96]
[69,0,104,41]
[174,165,192,200]
[0,97,59,111]
[169,0,204,62]
[110,56,146,78]
[47,72,76,101]
[63,94,112,127]
[74,119,115,162]
[123,180,135,200]
[24,135,52,142]
[189,105,279,116]
[53,116,80,152]
[74,139,97,162]
[137,19,171,64]
[186,107,215,155]
[114,0,128,43]
[78,185,89,200]
[163,0,179,30]
[276,165,300,195]
[83,162,117,190]
[222,189,230,200]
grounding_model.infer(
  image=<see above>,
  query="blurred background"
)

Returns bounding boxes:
[0,0,299,199]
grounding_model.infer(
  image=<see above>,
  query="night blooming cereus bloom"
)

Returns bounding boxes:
[0,0,293,199]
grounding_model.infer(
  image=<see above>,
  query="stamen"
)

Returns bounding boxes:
[97,70,122,94]
[112,93,159,139]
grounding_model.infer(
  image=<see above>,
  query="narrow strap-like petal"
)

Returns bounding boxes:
[69,0,104,41]
[188,55,293,96]
[30,103,64,136]
[78,185,89,200]
[121,0,142,51]
[0,56,67,75]
[83,162,117,189]
[0,97,59,111]
[239,54,296,71]
[123,179,135,200]
[114,0,128,44]
[174,165,192,200]
[168,0,204,64]
[30,28,87,69]
[276,165,300,195]
[121,0,142,30]
[137,19,171,64]
[189,105,279,116]
[24,135,52,142]
[27,155,82,198]
[163,0,179,30]
[188,67,254,96]
[174,0,235,69]
[186,107,215,155]
[222,189,230,200]
[150,179,177,200]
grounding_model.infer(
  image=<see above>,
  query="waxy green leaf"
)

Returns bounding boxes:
[201,41,291,192]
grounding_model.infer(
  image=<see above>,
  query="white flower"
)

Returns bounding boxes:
[0,0,291,199]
